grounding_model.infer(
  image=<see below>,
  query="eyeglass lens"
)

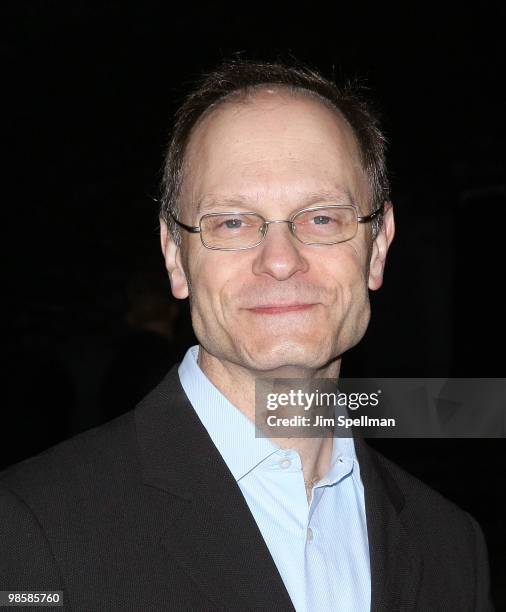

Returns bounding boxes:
[199,207,357,249]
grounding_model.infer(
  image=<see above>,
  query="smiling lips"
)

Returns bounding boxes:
[247,303,316,315]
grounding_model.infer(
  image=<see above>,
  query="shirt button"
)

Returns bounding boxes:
[307,527,314,543]
[280,458,291,469]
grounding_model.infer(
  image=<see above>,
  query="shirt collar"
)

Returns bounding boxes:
[178,345,280,481]
[178,344,361,484]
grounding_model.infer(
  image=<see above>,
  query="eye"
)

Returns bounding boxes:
[223,218,243,229]
[312,215,332,225]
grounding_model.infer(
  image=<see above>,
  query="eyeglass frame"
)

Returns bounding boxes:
[169,202,384,251]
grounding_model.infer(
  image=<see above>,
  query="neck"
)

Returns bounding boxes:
[197,345,341,500]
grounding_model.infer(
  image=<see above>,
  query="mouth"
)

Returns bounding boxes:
[247,303,316,315]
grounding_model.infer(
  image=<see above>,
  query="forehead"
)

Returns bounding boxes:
[181,89,367,211]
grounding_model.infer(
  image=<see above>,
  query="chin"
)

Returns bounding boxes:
[239,339,332,372]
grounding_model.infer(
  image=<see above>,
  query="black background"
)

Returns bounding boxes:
[3,2,505,607]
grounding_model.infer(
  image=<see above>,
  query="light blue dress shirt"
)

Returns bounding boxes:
[178,345,371,612]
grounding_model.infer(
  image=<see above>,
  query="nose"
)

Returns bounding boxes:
[251,220,309,280]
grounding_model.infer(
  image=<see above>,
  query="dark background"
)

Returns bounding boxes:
[3,2,505,607]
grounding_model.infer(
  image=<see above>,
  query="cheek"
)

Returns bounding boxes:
[187,256,232,323]
[326,245,369,296]
[340,249,372,320]
[321,251,370,338]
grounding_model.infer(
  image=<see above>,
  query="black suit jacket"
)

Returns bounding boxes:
[0,364,494,611]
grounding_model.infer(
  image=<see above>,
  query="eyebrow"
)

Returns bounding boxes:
[194,189,356,215]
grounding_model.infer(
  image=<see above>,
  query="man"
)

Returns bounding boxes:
[0,59,494,611]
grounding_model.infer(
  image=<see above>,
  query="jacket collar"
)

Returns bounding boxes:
[134,364,295,610]
[354,431,425,610]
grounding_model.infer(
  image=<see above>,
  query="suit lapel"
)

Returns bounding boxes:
[134,365,295,611]
[354,435,425,611]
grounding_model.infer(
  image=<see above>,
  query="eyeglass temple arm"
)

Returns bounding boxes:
[357,202,384,224]
[169,211,201,233]
[169,204,384,230]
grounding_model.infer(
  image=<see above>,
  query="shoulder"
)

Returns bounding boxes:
[0,364,186,514]
[0,409,138,509]
[0,411,140,589]
[366,446,494,610]
[368,444,482,530]
[365,445,492,593]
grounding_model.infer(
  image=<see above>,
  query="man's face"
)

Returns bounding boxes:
[161,89,394,373]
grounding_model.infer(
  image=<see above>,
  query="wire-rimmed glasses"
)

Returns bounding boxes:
[170,203,384,251]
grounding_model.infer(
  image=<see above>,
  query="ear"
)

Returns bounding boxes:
[368,201,395,291]
[160,218,189,299]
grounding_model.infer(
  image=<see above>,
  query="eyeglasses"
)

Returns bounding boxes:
[170,203,384,251]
